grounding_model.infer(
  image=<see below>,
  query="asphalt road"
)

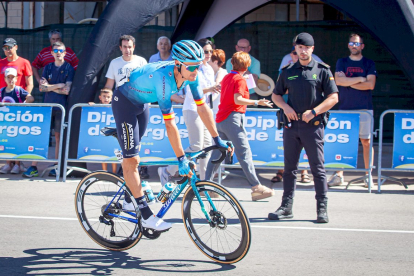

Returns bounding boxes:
[0,169,413,276]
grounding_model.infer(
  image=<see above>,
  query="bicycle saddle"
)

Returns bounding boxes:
[101,127,118,139]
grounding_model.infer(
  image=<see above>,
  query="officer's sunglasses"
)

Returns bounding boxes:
[348,42,362,47]
[53,49,65,53]
[178,61,201,72]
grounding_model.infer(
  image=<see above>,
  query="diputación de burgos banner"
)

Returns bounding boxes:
[393,113,414,169]
[77,106,189,161]
[234,111,360,169]
[0,105,51,159]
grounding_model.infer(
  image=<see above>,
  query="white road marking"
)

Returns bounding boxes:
[1,214,413,234]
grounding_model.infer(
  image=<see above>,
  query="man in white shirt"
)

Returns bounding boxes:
[105,35,147,89]
[104,35,148,177]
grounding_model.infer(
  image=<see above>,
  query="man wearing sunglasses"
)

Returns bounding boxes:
[23,42,75,178]
[0,38,33,94]
[32,29,78,85]
[111,40,233,232]
[329,33,377,188]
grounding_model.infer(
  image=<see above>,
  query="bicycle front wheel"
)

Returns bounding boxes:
[181,181,251,264]
[75,171,142,251]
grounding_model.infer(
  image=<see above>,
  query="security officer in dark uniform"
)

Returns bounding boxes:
[268,33,338,223]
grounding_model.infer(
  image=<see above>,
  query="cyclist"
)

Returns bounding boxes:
[112,40,233,232]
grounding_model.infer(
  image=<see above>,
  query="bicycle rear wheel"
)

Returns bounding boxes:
[75,171,142,251]
[181,181,251,264]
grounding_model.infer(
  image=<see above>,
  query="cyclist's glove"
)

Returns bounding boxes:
[178,155,194,176]
[213,136,233,151]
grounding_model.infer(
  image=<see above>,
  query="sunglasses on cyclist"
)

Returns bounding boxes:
[204,50,213,54]
[178,61,201,72]
[2,46,13,51]
[348,42,362,47]
[53,49,65,53]
[292,51,297,55]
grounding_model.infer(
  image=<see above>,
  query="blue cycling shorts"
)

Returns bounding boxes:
[112,89,149,158]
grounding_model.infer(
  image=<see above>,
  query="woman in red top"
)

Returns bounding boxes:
[205,51,275,201]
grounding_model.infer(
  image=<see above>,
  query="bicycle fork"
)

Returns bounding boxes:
[190,177,219,226]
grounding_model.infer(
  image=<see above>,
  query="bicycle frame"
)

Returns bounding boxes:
[103,162,218,225]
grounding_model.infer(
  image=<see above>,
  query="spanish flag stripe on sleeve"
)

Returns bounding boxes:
[194,97,205,106]
[163,113,175,120]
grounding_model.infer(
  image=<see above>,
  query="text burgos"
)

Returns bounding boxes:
[0,110,44,137]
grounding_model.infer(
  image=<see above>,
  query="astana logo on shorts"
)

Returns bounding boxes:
[127,123,134,149]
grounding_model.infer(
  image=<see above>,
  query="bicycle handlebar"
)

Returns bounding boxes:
[177,142,233,184]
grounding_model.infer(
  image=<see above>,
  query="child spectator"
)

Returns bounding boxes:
[0,68,34,174]
[89,88,118,173]
[205,51,275,201]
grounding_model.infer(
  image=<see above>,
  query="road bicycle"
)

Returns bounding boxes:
[74,127,251,264]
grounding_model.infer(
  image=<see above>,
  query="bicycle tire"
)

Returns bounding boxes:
[181,181,251,264]
[75,171,142,251]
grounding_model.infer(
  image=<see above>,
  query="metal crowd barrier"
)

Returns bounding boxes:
[217,109,375,193]
[0,103,65,182]
[62,104,185,182]
[62,103,114,182]
[377,109,412,192]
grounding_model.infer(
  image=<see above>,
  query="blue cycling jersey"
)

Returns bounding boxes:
[118,61,205,120]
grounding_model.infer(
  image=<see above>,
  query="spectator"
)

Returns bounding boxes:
[271,46,314,184]
[225,38,260,100]
[148,36,183,104]
[329,33,377,188]
[148,36,173,63]
[89,88,118,173]
[0,38,33,93]
[158,39,220,185]
[104,34,147,177]
[104,35,147,90]
[32,29,78,84]
[0,68,34,174]
[23,42,75,178]
[208,49,227,115]
[205,51,275,201]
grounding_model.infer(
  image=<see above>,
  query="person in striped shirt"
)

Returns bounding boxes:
[31,29,78,83]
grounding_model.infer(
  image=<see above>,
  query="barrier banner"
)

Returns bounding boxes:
[0,105,51,159]
[77,106,189,161]
[392,113,414,168]
[233,111,359,168]
[324,113,360,168]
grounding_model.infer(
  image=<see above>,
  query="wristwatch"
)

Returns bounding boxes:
[254,100,258,106]
[311,109,317,116]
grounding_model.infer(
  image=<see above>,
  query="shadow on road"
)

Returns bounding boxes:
[0,248,235,275]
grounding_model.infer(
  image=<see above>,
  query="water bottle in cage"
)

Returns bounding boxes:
[157,182,176,203]
[141,181,156,204]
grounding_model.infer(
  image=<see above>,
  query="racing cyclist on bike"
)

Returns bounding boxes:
[112,40,233,232]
